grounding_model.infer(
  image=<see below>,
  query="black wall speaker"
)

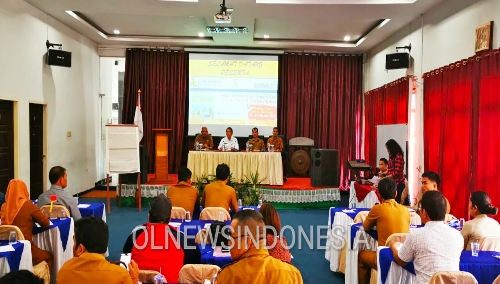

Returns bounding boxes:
[120,145,149,184]
[47,49,72,68]
[310,149,339,187]
[386,53,409,70]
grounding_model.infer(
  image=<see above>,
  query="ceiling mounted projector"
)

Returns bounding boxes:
[215,0,233,24]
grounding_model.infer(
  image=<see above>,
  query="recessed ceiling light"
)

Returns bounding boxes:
[113,29,120,34]
[344,35,350,41]
[198,32,204,37]
[264,34,270,39]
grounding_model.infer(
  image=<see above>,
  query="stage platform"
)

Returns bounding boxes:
[91,174,340,210]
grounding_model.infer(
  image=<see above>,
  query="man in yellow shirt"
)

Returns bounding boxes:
[202,163,239,213]
[57,217,139,284]
[194,126,213,150]
[358,178,410,284]
[167,167,200,217]
[248,127,265,152]
[215,210,303,284]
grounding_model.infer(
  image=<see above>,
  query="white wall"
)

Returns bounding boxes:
[0,0,100,195]
[365,0,500,204]
[366,0,500,90]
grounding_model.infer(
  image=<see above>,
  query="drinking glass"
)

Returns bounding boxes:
[258,200,263,208]
[471,241,479,257]
[218,212,225,222]
[238,199,242,207]
[352,202,357,209]
[59,210,67,220]
[185,211,191,222]
[459,218,465,227]
[9,231,17,244]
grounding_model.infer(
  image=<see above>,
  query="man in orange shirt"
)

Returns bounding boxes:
[215,210,303,283]
[57,217,139,284]
[167,167,200,217]
[358,178,410,284]
[266,127,284,152]
[202,163,239,213]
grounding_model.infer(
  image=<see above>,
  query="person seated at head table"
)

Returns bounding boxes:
[37,166,82,220]
[391,191,463,284]
[167,167,200,218]
[215,210,303,284]
[412,171,450,214]
[378,158,389,178]
[218,127,239,151]
[259,203,292,263]
[122,194,200,283]
[202,163,239,213]
[358,178,410,284]
[0,179,53,272]
[247,127,265,152]
[57,217,139,284]
[461,191,500,250]
[266,127,284,152]
[194,126,213,150]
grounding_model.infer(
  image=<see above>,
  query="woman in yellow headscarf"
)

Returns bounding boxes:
[0,179,53,271]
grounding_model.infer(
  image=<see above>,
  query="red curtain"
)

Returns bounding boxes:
[364,77,409,170]
[280,53,363,189]
[477,50,500,222]
[424,57,479,217]
[122,49,187,174]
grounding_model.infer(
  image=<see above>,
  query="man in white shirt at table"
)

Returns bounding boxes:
[390,191,463,284]
[218,127,239,151]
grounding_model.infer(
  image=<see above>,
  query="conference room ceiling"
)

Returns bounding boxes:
[25,0,446,52]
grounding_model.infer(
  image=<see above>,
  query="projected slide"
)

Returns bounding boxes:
[188,53,279,137]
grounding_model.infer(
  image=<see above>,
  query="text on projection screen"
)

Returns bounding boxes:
[188,53,278,137]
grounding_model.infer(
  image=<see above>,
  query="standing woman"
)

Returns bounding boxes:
[385,139,408,205]
[0,179,53,271]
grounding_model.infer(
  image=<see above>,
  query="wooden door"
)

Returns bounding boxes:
[0,100,14,193]
[29,103,44,198]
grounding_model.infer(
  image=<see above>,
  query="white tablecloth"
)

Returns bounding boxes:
[346,223,378,284]
[33,219,75,284]
[377,246,415,284]
[325,210,356,272]
[187,151,283,185]
[350,181,379,209]
[0,240,33,276]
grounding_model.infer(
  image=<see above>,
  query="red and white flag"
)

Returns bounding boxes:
[134,89,143,142]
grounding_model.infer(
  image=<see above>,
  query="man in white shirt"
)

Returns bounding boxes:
[218,127,239,151]
[390,191,463,284]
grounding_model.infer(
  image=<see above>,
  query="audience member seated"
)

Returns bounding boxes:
[218,127,239,151]
[358,178,410,284]
[194,126,213,150]
[259,203,292,263]
[247,127,265,152]
[0,179,53,272]
[167,167,200,217]
[461,191,500,250]
[416,171,450,214]
[391,191,463,284]
[37,166,81,220]
[202,164,238,213]
[57,217,138,284]
[0,270,43,284]
[215,210,303,283]
[122,194,201,282]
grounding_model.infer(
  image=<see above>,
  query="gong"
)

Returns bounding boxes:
[291,150,310,175]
